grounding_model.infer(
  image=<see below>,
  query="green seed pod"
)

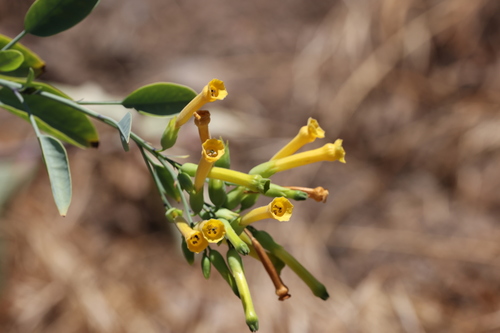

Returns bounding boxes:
[189,189,204,215]
[209,249,239,297]
[181,237,195,265]
[240,193,259,211]
[208,178,227,208]
[227,248,259,332]
[177,172,194,193]
[224,186,245,210]
[160,116,180,150]
[214,140,230,169]
[201,251,211,279]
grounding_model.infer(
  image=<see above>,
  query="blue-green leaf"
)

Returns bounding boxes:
[24,0,100,37]
[38,135,72,216]
[117,112,132,151]
[0,50,24,72]
[122,83,197,116]
[0,34,45,77]
[0,79,99,148]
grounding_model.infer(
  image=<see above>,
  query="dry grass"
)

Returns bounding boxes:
[2,0,500,332]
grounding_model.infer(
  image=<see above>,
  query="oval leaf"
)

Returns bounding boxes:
[0,79,99,148]
[38,135,72,216]
[122,83,197,116]
[0,34,45,77]
[24,0,100,37]
[0,50,24,72]
[117,112,132,151]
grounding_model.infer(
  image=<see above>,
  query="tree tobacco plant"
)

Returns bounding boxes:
[0,1,346,331]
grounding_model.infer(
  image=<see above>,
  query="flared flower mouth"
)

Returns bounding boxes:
[186,231,209,253]
[306,118,325,139]
[202,139,225,163]
[268,197,294,222]
[204,79,228,102]
[324,139,346,163]
[196,219,226,243]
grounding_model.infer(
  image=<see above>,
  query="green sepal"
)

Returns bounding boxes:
[240,193,259,211]
[189,189,204,215]
[214,140,230,169]
[208,178,227,208]
[219,218,249,255]
[154,165,181,202]
[165,208,183,223]
[201,251,211,279]
[160,116,179,150]
[209,249,239,297]
[265,184,308,201]
[223,186,245,210]
[177,172,194,193]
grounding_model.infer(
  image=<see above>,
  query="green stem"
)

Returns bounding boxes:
[77,101,122,105]
[1,30,27,51]
[138,145,171,209]
[156,157,193,224]
[12,89,41,137]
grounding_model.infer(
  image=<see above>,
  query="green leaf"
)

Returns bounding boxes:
[154,164,181,202]
[0,50,24,72]
[38,135,72,216]
[0,79,99,148]
[122,83,197,116]
[117,112,132,151]
[24,0,100,37]
[0,34,45,77]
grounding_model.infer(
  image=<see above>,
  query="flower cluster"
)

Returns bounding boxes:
[162,79,345,332]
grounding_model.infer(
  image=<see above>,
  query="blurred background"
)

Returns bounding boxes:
[1,0,500,332]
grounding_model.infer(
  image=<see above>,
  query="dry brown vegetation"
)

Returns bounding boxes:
[2,0,500,332]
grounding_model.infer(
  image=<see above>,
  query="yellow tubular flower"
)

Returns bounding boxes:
[194,139,225,192]
[271,118,325,160]
[175,217,209,253]
[194,110,211,143]
[181,163,270,194]
[285,186,329,203]
[239,197,294,226]
[175,79,227,128]
[250,139,346,178]
[195,219,226,243]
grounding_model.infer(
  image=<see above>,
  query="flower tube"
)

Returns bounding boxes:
[174,216,208,253]
[194,139,225,192]
[271,117,325,160]
[181,163,270,194]
[250,139,345,177]
[175,79,227,128]
[239,197,293,227]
